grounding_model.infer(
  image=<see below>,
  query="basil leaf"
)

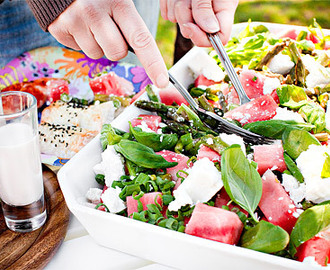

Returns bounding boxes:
[221,145,262,221]
[100,124,123,150]
[322,153,330,178]
[282,128,321,159]
[283,153,304,183]
[114,139,178,169]
[129,123,178,152]
[276,84,308,110]
[289,201,330,256]
[241,220,289,253]
[298,102,326,133]
[243,120,314,139]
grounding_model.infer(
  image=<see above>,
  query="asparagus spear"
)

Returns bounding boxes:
[135,100,185,122]
[163,119,207,137]
[288,41,308,87]
[255,39,289,70]
[135,100,217,136]
[145,84,160,102]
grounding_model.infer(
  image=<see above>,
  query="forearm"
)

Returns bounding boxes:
[26,0,75,31]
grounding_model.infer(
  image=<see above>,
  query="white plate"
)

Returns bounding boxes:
[58,22,325,270]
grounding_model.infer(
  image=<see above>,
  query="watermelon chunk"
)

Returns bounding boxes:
[226,70,267,104]
[224,95,278,125]
[159,85,189,106]
[296,232,330,266]
[131,114,162,132]
[47,79,69,103]
[126,192,162,217]
[238,69,265,99]
[214,188,248,217]
[194,74,217,87]
[185,203,243,245]
[271,90,280,104]
[277,28,299,40]
[258,170,298,233]
[197,144,221,163]
[156,150,190,187]
[89,71,134,96]
[253,144,287,175]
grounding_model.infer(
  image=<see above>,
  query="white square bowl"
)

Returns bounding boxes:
[57,22,325,270]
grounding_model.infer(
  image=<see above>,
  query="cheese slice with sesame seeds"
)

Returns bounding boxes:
[38,122,98,158]
[39,100,116,158]
[40,100,116,132]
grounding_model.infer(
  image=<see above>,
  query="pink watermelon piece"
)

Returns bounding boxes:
[194,74,218,87]
[226,70,265,104]
[197,144,221,163]
[156,150,190,184]
[271,90,280,104]
[214,188,248,217]
[239,69,265,99]
[224,95,278,125]
[253,144,287,175]
[159,85,189,106]
[185,203,243,245]
[296,231,330,266]
[277,28,299,40]
[258,170,298,233]
[89,71,134,96]
[306,32,320,44]
[127,192,163,217]
[131,114,162,132]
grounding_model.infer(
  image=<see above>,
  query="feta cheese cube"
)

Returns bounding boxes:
[168,158,223,212]
[272,107,305,123]
[101,186,126,213]
[302,54,330,88]
[282,173,306,205]
[86,188,103,204]
[268,53,294,75]
[296,145,330,203]
[101,145,125,187]
[263,77,281,95]
[220,133,246,156]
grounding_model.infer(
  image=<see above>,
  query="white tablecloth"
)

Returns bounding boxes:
[45,214,175,270]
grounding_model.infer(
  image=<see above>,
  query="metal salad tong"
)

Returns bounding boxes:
[207,33,251,105]
[126,35,273,144]
[168,72,274,145]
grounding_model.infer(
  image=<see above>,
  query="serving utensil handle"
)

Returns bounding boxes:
[208,33,251,105]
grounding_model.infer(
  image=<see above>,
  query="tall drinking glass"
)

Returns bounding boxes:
[0,91,47,232]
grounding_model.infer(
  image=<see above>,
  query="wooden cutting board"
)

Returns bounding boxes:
[0,165,70,270]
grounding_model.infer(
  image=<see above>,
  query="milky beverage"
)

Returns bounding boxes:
[0,122,43,206]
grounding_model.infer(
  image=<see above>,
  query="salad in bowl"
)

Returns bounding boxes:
[61,20,330,269]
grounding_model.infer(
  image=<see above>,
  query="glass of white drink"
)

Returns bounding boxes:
[0,91,46,232]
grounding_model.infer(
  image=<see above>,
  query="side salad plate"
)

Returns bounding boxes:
[0,47,149,166]
[58,21,330,270]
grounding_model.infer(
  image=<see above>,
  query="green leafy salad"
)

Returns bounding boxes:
[86,20,330,267]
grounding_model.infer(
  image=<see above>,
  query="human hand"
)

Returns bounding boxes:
[48,0,169,88]
[160,0,238,46]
